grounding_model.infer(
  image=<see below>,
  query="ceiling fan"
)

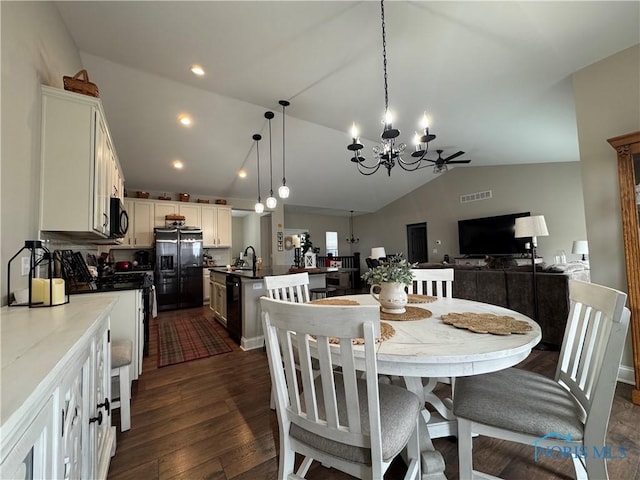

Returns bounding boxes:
[426,150,471,174]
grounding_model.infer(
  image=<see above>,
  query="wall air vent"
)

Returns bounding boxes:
[460,190,492,204]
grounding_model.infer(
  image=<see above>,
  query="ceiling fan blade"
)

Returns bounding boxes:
[447,159,471,164]
[443,151,465,162]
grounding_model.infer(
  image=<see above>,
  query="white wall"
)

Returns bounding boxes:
[354,162,587,271]
[1,2,82,305]
[572,43,640,378]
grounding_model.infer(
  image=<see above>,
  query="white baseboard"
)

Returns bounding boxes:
[241,335,264,351]
[618,364,635,385]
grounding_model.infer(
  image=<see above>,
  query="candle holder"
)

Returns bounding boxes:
[294,247,301,268]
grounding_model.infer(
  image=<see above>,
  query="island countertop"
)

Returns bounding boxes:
[208,265,337,280]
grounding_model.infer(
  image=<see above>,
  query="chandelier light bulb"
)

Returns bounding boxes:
[384,110,393,127]
[278,184,290,199]
[255,201,264,214]
[266,196,277,209]
[413,132,421,146]
[350,123,359,140]
[421,112,429,129]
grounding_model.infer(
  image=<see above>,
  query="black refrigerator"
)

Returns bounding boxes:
[154,227,203,311]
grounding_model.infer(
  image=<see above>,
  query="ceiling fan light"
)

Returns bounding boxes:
[278,184,290,199]
[266,196,277,209]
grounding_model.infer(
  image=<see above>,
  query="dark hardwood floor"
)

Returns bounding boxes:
[107,306,640,480]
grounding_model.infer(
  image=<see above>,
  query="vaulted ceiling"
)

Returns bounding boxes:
[54,1,640,214]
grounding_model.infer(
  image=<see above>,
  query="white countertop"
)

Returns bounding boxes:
[1,295,119,431]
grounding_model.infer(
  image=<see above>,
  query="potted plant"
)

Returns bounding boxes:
[362,253,416,314]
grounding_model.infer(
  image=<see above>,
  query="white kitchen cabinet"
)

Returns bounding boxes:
[98,289,144,380]
[203,270,210,304]
[0,398,54,480]
[1,296,116,480]
[209,279,215,313]
[212,273,227,326]
[40,86,123,239]
[154,201,200,228]
[122,199,154,248]
[179,203,201,228]
[89,320,112,480]
[154,202,178,227]
[201,206,232,247]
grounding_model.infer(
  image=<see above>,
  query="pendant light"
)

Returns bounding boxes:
[252,134,264,214]
[278,99,290,199]
[265,111,277,209]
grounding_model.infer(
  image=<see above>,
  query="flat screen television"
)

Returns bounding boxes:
[458,212,530,256]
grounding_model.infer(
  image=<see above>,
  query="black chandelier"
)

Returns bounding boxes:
[346,210,359,244]
[348,0,436,176]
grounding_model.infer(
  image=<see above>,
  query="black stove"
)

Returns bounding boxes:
[96,271,147,290]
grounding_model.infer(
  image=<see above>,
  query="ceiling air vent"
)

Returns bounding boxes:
[460,190,492,204]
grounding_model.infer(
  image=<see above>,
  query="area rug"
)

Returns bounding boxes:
[158,315,232,367]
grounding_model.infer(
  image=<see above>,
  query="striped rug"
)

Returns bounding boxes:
[158,315,232,367]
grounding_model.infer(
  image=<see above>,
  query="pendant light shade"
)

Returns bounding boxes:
[264,111,277,209]
[278,100,290,199]
[252,133,264,214]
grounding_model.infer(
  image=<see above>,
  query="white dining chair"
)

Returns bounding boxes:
[410,268,454,298]
[264,272,311,303]
[264,272,313,409]
[261,297,421,480]
[410,268,456,438]
[453,279,630,480]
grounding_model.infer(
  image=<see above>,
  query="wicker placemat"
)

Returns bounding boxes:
[380,306,432,321]
[327,322,395,345]
[441,312,532,335]
[407,294,438,304]
[309,299,360,306]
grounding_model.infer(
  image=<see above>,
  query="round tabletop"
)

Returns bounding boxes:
[342,294,542,378]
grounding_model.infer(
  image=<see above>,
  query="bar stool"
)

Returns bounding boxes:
[111,339,132,432]
[309,286,337,300]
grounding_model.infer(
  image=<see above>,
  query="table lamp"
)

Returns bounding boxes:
[370,247,386,260]
[515,215,549,325]
[572,240,589,261]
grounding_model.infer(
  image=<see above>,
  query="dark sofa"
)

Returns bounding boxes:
[417,262,590,347]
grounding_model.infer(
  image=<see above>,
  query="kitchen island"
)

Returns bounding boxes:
[208,266,329,350]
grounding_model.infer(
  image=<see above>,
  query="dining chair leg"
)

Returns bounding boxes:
[457,417,474,480]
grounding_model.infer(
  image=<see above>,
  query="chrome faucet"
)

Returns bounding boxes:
[244,246,257,274]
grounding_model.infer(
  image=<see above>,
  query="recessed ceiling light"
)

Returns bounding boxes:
[190,65,205,76]
[172,160,184,170]
[178,114,192,126]
[238,170,247,178]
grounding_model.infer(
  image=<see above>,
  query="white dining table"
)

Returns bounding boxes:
[337,294,542,479]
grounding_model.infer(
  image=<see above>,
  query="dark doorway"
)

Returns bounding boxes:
[407,223,428,263]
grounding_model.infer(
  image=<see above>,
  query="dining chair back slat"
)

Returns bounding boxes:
[411,268,454,298]
[261,298,421,479]
[264,272,311,303]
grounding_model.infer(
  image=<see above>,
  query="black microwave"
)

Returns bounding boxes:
[110,197,129,238]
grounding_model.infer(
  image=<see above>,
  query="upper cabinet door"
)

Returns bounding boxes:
[216,207,232,247]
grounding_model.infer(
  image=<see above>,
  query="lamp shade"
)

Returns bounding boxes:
[371,247,386,259]
[515,215,549,238]
[572,240,589,255]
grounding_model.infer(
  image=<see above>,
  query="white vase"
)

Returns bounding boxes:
[370,282,408,314]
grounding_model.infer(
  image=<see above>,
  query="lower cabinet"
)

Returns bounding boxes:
[0,310,114,480]
[211,273,227,326]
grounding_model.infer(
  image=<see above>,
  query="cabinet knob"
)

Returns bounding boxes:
[89,410,103,425]
[97,397,110,415]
